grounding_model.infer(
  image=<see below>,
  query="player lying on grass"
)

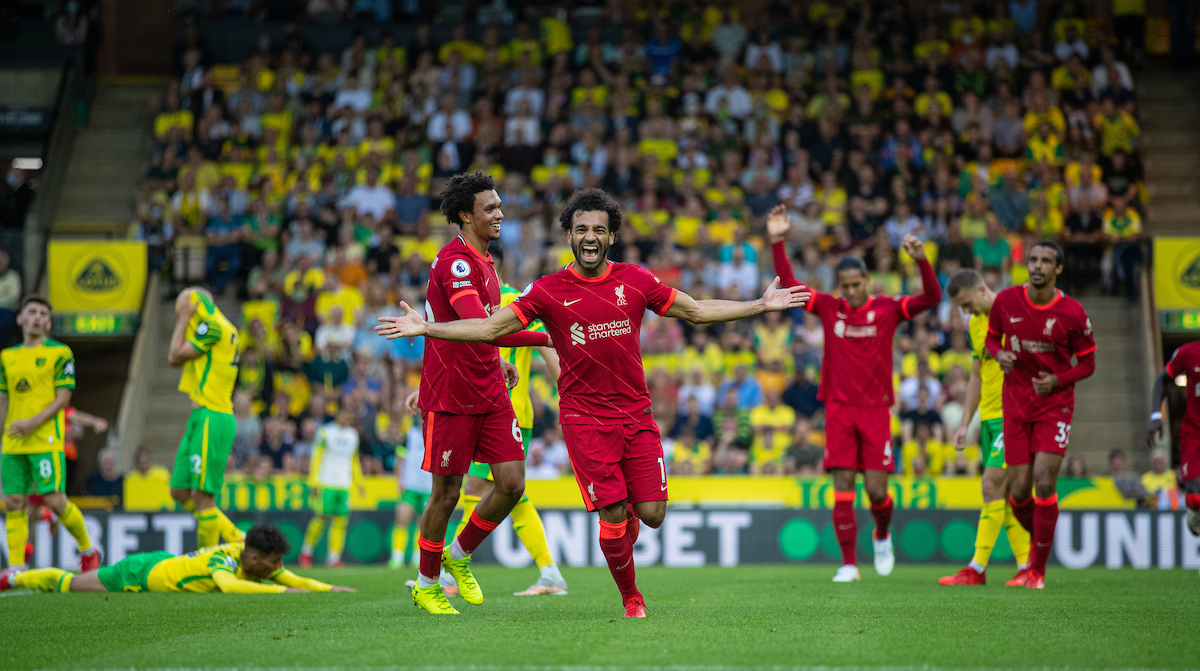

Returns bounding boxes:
[379,187,810,617]
[0,523,355,594]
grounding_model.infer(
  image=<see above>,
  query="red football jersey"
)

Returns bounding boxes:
[987,285,1096,422]
[419,236,510,415]
[509,262,677,425]
[1165,340,1200,440]
[804,292,911,407]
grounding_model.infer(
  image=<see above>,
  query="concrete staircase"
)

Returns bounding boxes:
[1071,295,1147,473]
[1141,71,1200,236]
[55,81,161,232]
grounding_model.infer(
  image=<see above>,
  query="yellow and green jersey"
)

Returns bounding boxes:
[0,338,75,454]
[147,542,321,593]
[968,313,1003,422]
[179,292,239,414]
[499,284,547,430]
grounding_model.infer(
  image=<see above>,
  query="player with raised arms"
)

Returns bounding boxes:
[378,188,810,617]
[768,204,941,583]
[984,241,1096,589]
[400,171,551,615]
[1147,339,1200,540]
[940,269,1031,586]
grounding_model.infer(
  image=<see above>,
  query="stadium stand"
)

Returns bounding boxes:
[130,0,1148,481]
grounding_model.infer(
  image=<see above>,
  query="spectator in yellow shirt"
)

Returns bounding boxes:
[438,24,484,64]
[1102,199,1144,302]
[1024,191,1064,239]
[154,92,193,141]
[1094,96,1141,157]
[749,390,796,475]
[1141,449,1179,509]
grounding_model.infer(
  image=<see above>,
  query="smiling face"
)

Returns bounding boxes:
[569,210,615,272]
[461,189,503,242]
[1027,244,1062,290]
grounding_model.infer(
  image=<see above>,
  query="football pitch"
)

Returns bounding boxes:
[3,565,1197,670]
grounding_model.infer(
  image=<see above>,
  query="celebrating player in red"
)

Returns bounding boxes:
[984,241,1096,589]
[1148,340,1200,541]
[768,204,941,583]
[378,188,810,617]
[401,172,551,615]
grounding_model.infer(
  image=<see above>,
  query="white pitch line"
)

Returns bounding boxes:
[41,666,1192,671]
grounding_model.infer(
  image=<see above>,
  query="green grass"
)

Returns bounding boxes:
[3,565,1198,670]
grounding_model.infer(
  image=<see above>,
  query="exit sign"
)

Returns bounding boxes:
[53,312,139,337]
[1162,310,1200,333]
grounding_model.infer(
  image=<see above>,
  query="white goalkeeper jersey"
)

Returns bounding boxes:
[313,422,360,490]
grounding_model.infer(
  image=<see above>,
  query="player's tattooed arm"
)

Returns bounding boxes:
[664,278,812,324]
[375,300,524,342]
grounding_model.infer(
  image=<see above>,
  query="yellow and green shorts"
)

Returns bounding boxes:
[170,407,236,494]
[400,489,430,514]
[312,487,350,517]
[1,451,66,495]
[980,417,1006,470]
[97,551,173,592]
[467,428,532,480]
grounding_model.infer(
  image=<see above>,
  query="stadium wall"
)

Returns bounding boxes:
[8,509,1197,571]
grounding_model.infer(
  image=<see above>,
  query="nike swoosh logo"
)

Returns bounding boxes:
[564,299,582,306]
[837,524,854,531]
[660,484,668,491]
[1010,317,1024,322]
[616,559,632,570]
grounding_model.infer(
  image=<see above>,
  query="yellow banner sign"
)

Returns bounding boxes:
[124,475,1134,512]
[1154,237,1200,310]
[48,240,147,313]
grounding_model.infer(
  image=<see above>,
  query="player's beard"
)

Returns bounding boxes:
[572,236,609,272]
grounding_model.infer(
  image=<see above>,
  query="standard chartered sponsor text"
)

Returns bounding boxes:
[587,319,633,340]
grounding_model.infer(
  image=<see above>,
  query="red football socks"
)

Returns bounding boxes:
[417,537,443,581]
[833,491,857,566]
[1186,493,1200,511]
[870,494,894,541]
[455,510,499,555]
[599,518,640,600]
[1010,494,1034,533]
[1029,494,1059,575]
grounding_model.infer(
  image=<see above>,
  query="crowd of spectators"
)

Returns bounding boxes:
[132,0,1149,481]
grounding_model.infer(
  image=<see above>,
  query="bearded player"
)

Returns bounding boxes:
[399,171,550,615]
[939,269,1031,586]
[1148,339,1200,541]
[985,241,1096,589]
[768,204,941,583]
[379,188,810,617]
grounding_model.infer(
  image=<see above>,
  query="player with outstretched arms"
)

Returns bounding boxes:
[1148,339,1200,543]
[399,171,551,615]
[768,204,941,583]
[939,269,1031,586]
[378,188,810,617]
[1,297,99,572]
[984,241,1096,589]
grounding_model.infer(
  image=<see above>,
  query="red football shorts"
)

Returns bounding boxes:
[562,418,667,512]
[1179,435,1200,483]
[421,407,524,476]
[1003,414,1072,466]
[823,402,895,472]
